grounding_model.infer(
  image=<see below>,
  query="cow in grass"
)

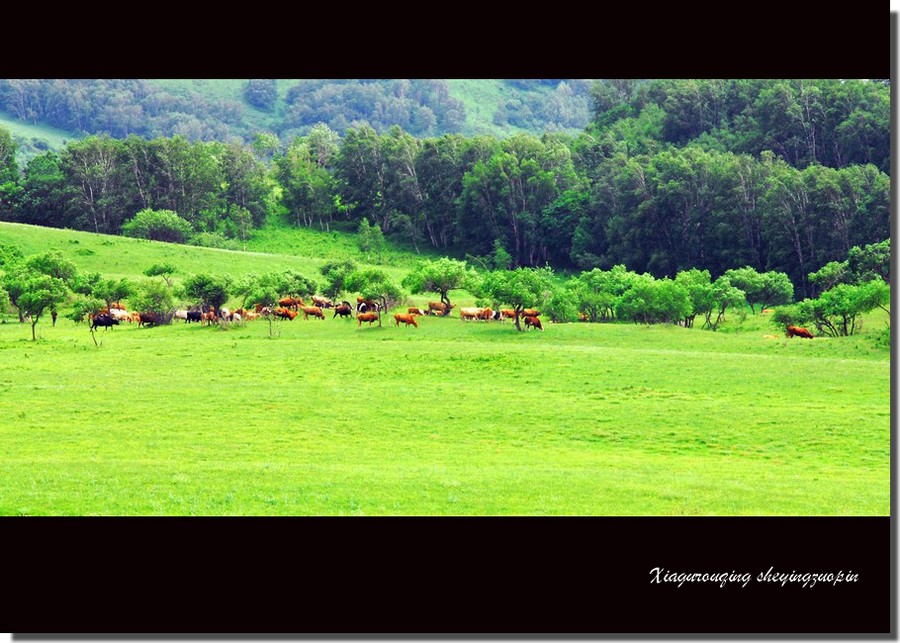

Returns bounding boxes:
[786,325,814,339]
[138,312,161,328]
[301,306,325,320]
[460,307,483,321]
[334,302,353,319]
[393,313,419,328]
[279,296,304,310]
[357,297,380,314]
[427,301,454,316]
[524,316,543,331]
[357,312,379,328]
[90,314,119,331]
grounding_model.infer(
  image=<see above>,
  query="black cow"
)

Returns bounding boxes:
[186,311,202,323]
[138,312,161,327]
[334,301,353,319]
[90,314,120,331]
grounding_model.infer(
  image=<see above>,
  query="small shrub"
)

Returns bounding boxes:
[190,232,240,251]
[122,209,193,244]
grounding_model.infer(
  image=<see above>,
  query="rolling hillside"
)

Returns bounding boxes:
[0,220,420,287]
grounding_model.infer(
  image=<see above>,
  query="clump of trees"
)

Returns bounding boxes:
[0,249,77,339]
[244,80,277,111]
[3,133,271,240]
[772,239,891,338]
[179,273,233,313]
[722,267,794,314]
[282,79,465,138]
[132,279,176,324]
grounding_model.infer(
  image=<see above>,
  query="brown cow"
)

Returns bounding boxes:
[274,307,298,320]
[408,307,425,316]
[202,311,217,325]
[427,301,454,316]
[394,313,419,328]
[279,296,304,310]
[301,306,325,320]
[357,312,379,328]
[523,309,540,317]
[311,295,333,309]
[786,325,814,339]
[333,303,353,319]
[500,309,516,319]
[478,307,494,321]
[524,315,543,331]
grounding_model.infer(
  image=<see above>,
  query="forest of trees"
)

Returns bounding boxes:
[0,79,890,300]
[0,79,598,145]
[0,79,247,140]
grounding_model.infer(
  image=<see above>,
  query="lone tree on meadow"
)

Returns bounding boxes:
[2,251,77,324]
[131,279,177,324]
[246,277,282,337]
[272,269,317,300]
[723,267,794,313]
[179,273,232,312]
[92,277,134,312]
[402,258,474,316]
[26,251,78,284]
[345,268,403,326]
[1,263,29,322]
[478,267,555,331]
[16,272,69,340]
[320,259,358,300]
[144,263,177,288]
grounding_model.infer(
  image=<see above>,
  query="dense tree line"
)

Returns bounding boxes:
[0,79,246,140]
[0,79,889,300]
[589,79,890,173]
[2,133,269,244]
[281,79,466,138]
[493,79,592,131]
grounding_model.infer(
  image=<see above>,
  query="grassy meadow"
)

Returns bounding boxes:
[0,222,891,516]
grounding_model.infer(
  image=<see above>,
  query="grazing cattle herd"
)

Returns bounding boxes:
[77,295,816,340]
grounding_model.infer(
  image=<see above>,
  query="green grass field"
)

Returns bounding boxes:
[0,219,420,286]
[0,222,890,516]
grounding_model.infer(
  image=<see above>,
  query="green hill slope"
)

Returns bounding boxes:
[0,110,79,164]
[0,220,417,286]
